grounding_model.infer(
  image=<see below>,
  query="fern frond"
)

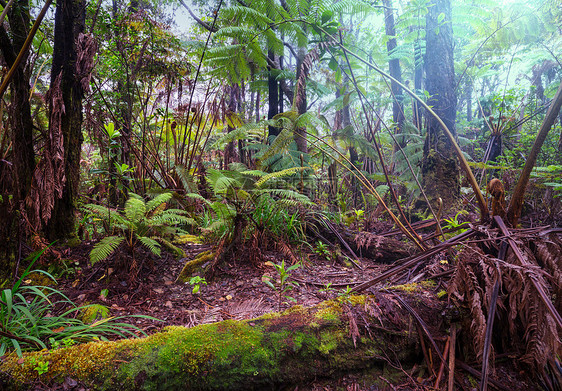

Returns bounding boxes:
[137,236,161,257]
[185,192,212,206]
[150,210,195,226]
[255,188,312,205]
[90,236,124,265]
[146,192,172,213]
[206,169,243,196]
[124,197,146,225]
[82,204,127,226]
[255,167,307,188]
[175,165,198,193]
[256,127,294,165]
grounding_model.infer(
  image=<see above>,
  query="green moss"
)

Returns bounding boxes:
[79,304,110,324]
[0,294,420,391]
[176,251,214,282]
[389,280,435,293]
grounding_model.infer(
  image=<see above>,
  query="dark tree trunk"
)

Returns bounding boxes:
[267,49,280,139]
[413,41,423,130]
[383,0,405,151]
[0,0,35,277]
[420,0,460,210]
[46,0,88,241]
[294,46,308,154]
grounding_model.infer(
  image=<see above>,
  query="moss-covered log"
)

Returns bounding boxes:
[0,295,424,390]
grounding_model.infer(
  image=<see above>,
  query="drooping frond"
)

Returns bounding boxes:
[254,188,312,206]
[137,236,161,257]
[210,121,266,150]
[146,192,173,213]
[150,210,195,226]
[256,124,294,166]
[90,236,125,265]
[82,204,127,227]
[206,168,244,196]
[175,165,198,193]
[221,6,274,29]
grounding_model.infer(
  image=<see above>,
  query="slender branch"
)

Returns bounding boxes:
[179,0,218,33]
[506,81,562,226]
[319,30,489,221]
[0,0,53,99]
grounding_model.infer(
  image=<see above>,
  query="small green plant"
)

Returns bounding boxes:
[29,357,49,375]
[337,285,354,304]
[188,276,207,294]
[83,192,194,266]
[313,241,331,259]
[263,260,300,310]
[443,210,469,233]
[49,337,76,350]
[319,282,334,293]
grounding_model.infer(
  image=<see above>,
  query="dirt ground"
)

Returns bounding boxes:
[49,231,543,391]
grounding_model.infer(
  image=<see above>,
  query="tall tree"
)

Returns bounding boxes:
[0,0,36,275]
[382,0,405,153]
[45,0,91,240]
[421,0,459,209]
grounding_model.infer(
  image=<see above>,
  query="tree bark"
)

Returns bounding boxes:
[294,46,308,154]
[420,0,460,211]
[0,294,425,390]
[0,0,35,277]
[267,49,280,139]
[46,0,88,241]
[383,0,405,152]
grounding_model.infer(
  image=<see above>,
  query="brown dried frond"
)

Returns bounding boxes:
[449,249,487,362]
[228,298,272,320]
[275,240,299,265]
[25,74,65,232]
[248,230,264,266]
[355,232,382,251]
[343,305,360,348]
[532,234,562,311]
[76,33,97,93]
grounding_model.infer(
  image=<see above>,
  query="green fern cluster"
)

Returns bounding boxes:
[83,192,194,265]
[188,164,311,243]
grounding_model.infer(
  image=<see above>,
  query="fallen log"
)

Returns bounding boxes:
[0,294,424,390]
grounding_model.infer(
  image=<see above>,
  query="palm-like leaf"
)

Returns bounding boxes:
[90,236,125,265]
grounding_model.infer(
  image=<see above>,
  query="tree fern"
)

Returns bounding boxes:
[90,236,125,265]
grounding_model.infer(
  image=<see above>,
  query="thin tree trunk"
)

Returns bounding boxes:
[420,0,460,211]
[383,0,405,152]
[294,46,308,154]
[267,49,280,139]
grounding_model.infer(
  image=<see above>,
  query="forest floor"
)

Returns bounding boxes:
[47,215,550,391]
